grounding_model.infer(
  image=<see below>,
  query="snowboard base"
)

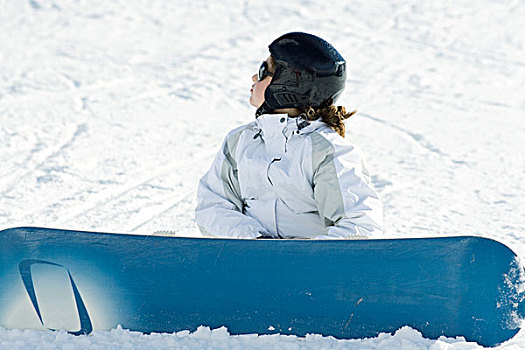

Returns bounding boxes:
[0,227,524,347]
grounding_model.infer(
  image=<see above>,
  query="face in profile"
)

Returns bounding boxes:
[249,57,274,108]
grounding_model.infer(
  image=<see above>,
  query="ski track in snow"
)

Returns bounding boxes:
[55,150,213,229]
[1,122,87,198]
[360,112,462,163]
[1,0,525,348]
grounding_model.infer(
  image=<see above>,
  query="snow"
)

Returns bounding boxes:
[0,0,524,348]
[0,326,489,350]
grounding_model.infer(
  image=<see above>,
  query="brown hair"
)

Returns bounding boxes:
[302,104,356,138]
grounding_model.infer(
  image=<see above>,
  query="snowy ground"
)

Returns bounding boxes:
[1,0,524,348]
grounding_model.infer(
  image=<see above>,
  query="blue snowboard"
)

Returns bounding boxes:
[0,227,523,347]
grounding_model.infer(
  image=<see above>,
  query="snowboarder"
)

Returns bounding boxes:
[195,32,383,239]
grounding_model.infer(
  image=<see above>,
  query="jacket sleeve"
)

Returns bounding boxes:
[311,133,384,239]
[195,128,268,238]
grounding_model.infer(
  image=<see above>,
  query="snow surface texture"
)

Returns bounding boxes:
[0,0,524,348]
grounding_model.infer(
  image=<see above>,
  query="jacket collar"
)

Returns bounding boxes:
[255,113,325,139]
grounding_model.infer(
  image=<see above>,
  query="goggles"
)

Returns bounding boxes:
[258,61,274,81]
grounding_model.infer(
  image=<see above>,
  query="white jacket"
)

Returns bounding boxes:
[195,113,383,239]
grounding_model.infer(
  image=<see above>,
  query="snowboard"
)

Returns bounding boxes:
[0,227,523,347]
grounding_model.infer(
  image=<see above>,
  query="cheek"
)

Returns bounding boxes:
[256,80,271,99]
[256,85,265,100]
[250,79,272,107]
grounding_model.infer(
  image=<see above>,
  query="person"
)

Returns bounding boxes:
[195,32,383,239]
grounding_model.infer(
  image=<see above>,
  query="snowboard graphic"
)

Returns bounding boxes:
[0,227,523,347]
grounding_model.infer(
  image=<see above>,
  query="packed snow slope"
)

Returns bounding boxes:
[1,0,524,348]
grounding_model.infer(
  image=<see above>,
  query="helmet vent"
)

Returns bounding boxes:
[275,92,299,105]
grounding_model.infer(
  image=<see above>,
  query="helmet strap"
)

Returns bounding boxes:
[255,101,273,118]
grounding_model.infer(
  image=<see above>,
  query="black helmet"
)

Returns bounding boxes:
[256,32,346,117]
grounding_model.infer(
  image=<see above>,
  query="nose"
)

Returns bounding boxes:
[252,74,257,82]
